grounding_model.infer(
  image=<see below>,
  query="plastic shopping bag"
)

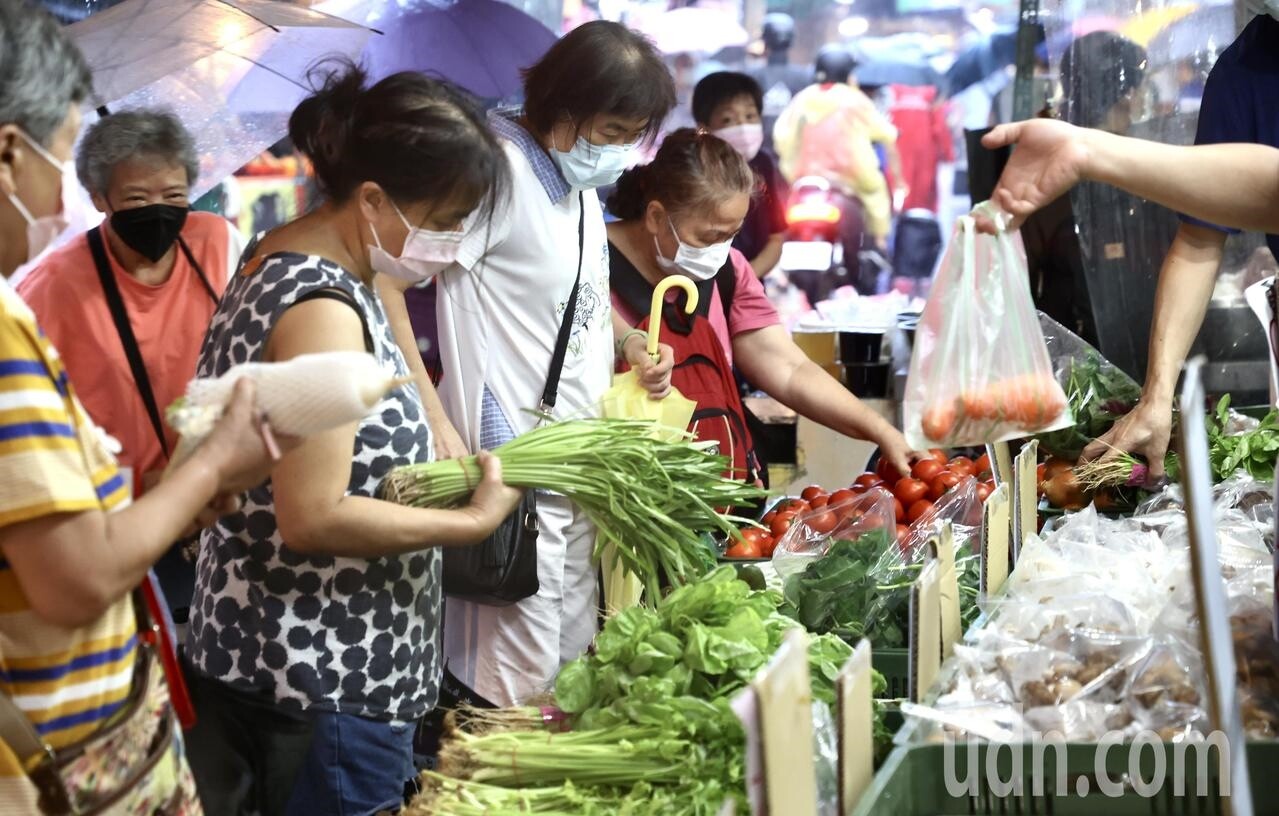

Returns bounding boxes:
[903,202,1070,448]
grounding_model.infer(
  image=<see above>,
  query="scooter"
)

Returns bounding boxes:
[778,176,884,303]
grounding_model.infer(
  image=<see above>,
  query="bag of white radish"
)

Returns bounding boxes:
[902,202,1070,448]
[165,351,406,467]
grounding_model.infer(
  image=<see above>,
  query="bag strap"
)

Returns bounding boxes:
[88,227,169,459]
[176,236,218,305]
[715,258,737,324]
[540,192,586,413]
[0,692,73,814]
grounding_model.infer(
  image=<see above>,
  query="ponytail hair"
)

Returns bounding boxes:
[290,58,507,219]
[608,128,756,222]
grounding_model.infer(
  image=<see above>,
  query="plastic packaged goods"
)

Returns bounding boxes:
[770,488,897,580]
[167,351,401,445]
[902,203,1070,449]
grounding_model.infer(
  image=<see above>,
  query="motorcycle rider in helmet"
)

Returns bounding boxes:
[749,13,811,152]
[774,44,901,273]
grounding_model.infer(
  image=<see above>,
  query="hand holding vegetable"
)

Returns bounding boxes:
[874,425,917,479]
[456,451,523,538]
[190,379,293,496]
[623,335,675,400]
[1081,398,1174,484]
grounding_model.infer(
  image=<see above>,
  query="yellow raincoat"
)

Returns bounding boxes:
[773,82,898,241]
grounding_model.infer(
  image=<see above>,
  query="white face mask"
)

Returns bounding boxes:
[367,199,464,283]
[714,123,764,161]
[6,131,70,263]
[551,135,635,191]
[654,218,733,281]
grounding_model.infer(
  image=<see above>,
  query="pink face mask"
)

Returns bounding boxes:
[713,123,764,161]
[367,199,464,283]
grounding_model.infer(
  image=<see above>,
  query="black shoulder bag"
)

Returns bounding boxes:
[441,193,586,605]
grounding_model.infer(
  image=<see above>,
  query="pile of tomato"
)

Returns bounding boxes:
[723,449,997,560]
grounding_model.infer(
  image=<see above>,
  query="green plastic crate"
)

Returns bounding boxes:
[872,648,909,700]
[853,741,1274,816]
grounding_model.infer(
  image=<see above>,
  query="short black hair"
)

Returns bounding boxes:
[692,72,763,127]
[1059,32,1147,129]
[522,21,676,141]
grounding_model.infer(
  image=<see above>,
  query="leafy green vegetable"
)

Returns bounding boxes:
[1034,351,1141,460]
[780,530,981,649]
[1208,395,1279,482]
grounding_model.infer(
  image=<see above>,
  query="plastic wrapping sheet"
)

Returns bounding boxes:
[812,701,839,816]
[1034,0,1259,381]
[771,489,897,580]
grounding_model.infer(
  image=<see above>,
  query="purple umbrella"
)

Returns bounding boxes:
[364,0,557,101]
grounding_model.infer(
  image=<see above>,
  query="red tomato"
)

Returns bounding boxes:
[741,528,768,547]
[949,456,974,472]
[907,499,935,525]
[921,403,956,442]
[894,497,906,522]
[929,448,949,465]
[726,539,761,558]
[809,495,830,509]
[948,461,976,479]
[758,534,777,558]
[929,472,962,500]
[761,511,777,527]
[807,510,839,535]
[800,485,826,502]
[854,473,884,490]
[912,459,944,482]
[876,458,903,485]
[770,511,799,539]
[779,499,810,514]
[828,488,858,507]
[837,506,864,526]
[1036,463,1047,496]
[896,523,911,546]
[975,482,994,503]
[975,453,993,478]
[894,478,929,506]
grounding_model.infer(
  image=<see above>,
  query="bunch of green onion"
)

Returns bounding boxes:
[381,417,767,599]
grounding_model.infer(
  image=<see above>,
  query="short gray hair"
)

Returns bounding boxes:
[76,109,200,197]
[0,0,92,147]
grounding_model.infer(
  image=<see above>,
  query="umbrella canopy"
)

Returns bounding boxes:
[1145,4,1235,66]
[67,0,373,201]
[944,29,1027,97]
[857,57,943,89]
[634,6,749,56]
[364,0,557,100]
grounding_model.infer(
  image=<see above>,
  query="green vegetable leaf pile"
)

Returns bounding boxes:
[779,530,981,649]
[1035,351,1141,460]
[1208,395,1279,482]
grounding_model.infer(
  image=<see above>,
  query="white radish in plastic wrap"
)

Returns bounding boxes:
[165,351,407,469]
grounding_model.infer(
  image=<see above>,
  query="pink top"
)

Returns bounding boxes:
[610,248,781,366]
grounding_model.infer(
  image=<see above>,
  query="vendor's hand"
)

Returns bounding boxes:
[625,335,675,400]
[979,119,1091,232]
[179,493,246,539]
[462,451,523,536]
[1080,399,1174,484]
[429,410,471,460]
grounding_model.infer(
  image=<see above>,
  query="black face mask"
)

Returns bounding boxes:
[110,203,189,263]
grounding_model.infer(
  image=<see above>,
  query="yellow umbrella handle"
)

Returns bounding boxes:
[647,276,699,357]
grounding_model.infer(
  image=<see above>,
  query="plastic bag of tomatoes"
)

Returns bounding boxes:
[902,203,1071,449]
[770,488,897,579]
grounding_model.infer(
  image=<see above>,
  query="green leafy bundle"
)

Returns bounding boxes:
[1034,351,1141,460]
[1208,396,1279,481]
[381,417,767,600]
[780,531,981,649]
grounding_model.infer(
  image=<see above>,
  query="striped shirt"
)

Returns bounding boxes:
[0,276,135,810]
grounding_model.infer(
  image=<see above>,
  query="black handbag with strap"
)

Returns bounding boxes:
[440,193,586,606]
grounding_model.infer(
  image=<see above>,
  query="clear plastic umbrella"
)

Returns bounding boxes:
[67,0,374,200]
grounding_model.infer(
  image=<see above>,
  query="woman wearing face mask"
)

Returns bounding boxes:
[0,1,280,811]
[379,21,678,712]
[179,63,523,816]
[692,72,787,278]
[607,129,916,478]
[18,110,244,622]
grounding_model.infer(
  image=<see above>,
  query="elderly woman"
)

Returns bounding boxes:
[18,108,244,619]
[0,0,277,812]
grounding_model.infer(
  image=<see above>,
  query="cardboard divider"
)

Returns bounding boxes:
[1011,439,1039,564]
[837,639,874,815]
[985,440,1013,487]
[980,482,1011,598]
[908,541,941,703]
[752,627,817,815]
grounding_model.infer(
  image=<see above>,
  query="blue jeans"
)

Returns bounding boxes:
[286,713,416,816]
